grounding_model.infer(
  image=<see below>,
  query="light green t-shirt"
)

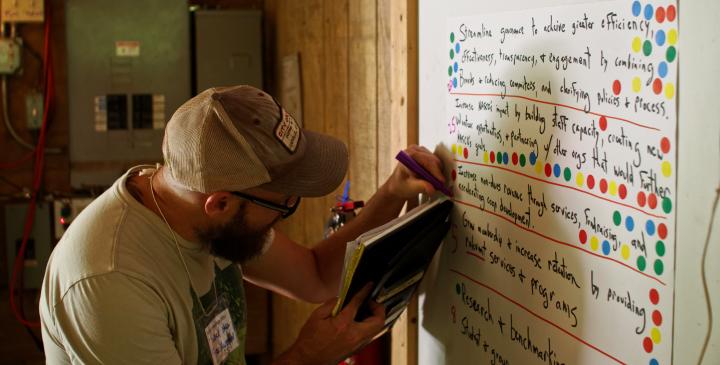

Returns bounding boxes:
[40,166,248,364]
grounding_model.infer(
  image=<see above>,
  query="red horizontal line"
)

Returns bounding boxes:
[453,198,666,286]
[450,92,661,131]
[450,269,626,365]
[455,158,666,220]
[467,251,486,261]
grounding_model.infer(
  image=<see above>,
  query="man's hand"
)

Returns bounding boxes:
[383,145,447,201]
[274,284,386,365]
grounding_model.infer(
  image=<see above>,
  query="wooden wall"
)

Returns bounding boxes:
[263,0,417,361]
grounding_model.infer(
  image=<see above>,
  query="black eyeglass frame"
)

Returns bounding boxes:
[231,191,301,218]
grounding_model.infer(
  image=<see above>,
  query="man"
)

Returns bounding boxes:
[40,85,446,364]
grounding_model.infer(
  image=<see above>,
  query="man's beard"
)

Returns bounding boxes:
[195,203,279,263]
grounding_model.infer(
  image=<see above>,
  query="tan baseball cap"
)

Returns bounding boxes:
[162,85,348,197]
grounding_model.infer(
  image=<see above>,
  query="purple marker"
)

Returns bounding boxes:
[396,150,453,197]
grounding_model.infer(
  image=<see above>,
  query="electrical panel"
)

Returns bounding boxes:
[194,10,263,92]
[52,198,94,240]
[66,0,190,188]
[4,202,52,289]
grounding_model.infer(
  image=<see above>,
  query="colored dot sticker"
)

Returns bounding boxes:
[619,184,628,199]
[587,175,596,189]
[666,46,677,63]
[512,152,519,165]
[658,62,668,78]
[609,181,618,196]
[652,310,663,326]
[648,194,658,209]
[638,191,647,207]
[656,240,666,257]
[576,172,584,187]
[563,167,571,181]
[637,255,647,271]
[464,147,469,159]
[650,288,660,304]
[600,179,608,193]
[490,151,496,163]
[662,197,672,214]
[612,80,622,95]
[646,220,656,236]
[665,82,675,100]
[454,62,459,72]
[450,49,455,59]
[613,211,622,226]
[519,154,526,167]
[483,151,489,163]
[453,77,458,88]
[553,163,561,178]
[656,30,666,46]
[644,4,654,21]
[599,116,608,131]
[529,151,537,165]
[626,216,635,231]
[661,137,671,154]
[658,223,668,239]
[651,328,662,344]
[668,29,678,46]
[535,160,543,174]
[455,42,460,53]
[590,236,599,251]
[653,78,663,95]
[579,229,588,244]
[621,244,631,260]
[451,144,457,154]
[632,77,642,92]
[448,66,453,76]
[643,40,653,56]
[650,359,659,365]
[450,32,455,43]
[545,163,552,177]
[632,37,643,53]
[661,161,672,177]
[503,152,509,165]
[632,1,642,16]
[654,259,664,275]
[667,5,677,22]
[656,6,666,23]
[602,240,611,255]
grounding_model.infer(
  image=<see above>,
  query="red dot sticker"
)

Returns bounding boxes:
[451,169,457,181]
[490,152,496,163]
[650,288,660,304]
[619,184,628,199]
[661,137,671,154]
[599,116,608,131]
[643,337,654,353]
[512,152,519,165]
[579,230,588,244]
[600,179,608,193]
[652,310,663,326]
[463,148,469,159]
[637,191,647,207]
[656,6,666,23]
[667,5,676,22]
[658,223,668,239]
[587,175,596,189]
[612,80,622,95]
[648,193,658,209]
[544,163,552,177]
[653,78,663,95]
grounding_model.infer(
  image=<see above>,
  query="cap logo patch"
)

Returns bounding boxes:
[275,110,301,153]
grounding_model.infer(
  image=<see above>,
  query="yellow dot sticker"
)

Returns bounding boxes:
[576,172,585,187]
[535,160,543,174]
[651,328,662,344]
[665,82,675,100]
[632,77,642,93]
[484,151,489,163]
[621,244,630,260]
[632,37,642,53]
[609,181,618,196]
[590,236,599,251]
[452,144,457,155]
[668,29,678,46]
[661,161,672,177]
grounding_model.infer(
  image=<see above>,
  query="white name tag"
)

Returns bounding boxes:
[205,308,240,365]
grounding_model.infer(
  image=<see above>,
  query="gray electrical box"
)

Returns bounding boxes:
[66,0,191,188]
[194,10,263,92]
[4,202,53,289]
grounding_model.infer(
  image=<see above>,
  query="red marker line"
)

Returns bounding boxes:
[455,158,667,220]
[450,269,627,365]
[450,92,661,131]
[467,251,486,262]
[453,198,667,286]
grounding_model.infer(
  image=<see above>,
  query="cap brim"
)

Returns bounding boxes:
[260,130,349,197]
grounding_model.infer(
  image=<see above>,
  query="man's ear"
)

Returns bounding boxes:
[204,192,234,217]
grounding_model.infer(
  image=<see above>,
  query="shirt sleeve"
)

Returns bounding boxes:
[51,272,182,365]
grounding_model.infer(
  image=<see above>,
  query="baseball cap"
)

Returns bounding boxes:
[162,85,349,197]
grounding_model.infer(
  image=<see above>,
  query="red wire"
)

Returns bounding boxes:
[9,0,53,328]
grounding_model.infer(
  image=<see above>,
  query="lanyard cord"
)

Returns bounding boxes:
[149,167,218,315]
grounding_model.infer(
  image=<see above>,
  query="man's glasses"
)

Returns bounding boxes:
[231,192,301,218]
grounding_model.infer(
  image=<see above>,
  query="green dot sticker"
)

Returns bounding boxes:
[656,240,666,257]
[643,40,653,56]
[666,46,677,63]
[637,255,647,271]
[662,197,672,213]
[455,283,461,295]
[519,154,526,167]
[563,167,572,181]
[448,66,453,76]
[613,211,622,226]
[450,32,455,43]
[654,259,664,275]
[450,49,455,59]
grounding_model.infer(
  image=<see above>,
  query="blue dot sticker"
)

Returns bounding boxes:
[646,220,656,236]
[625,216,635,231]
[553,164,561,177]
[453,62,458,72]
[644,4,654,20]
[632,1,642,16]
[656,30,666,46]
[455,42,460,53]
[602,240,611,255]
[529,152,537,165]
[453,77,457,88]
[649,359,659,365]
[658,61,668,78]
